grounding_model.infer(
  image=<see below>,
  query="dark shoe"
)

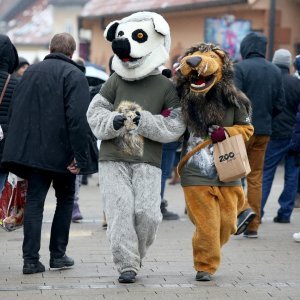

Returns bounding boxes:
[243,230,258,238]
[161,202,179,220]
[23,261,45,274]
[72,204,83,222]
[81,175,88,185]
[235,208,256,235]
[273,216,290,223]
[294,194,300,208]
[102,222,107,230]
[50,255,74,269]
[195,271,212,281]
[118,271,136,283]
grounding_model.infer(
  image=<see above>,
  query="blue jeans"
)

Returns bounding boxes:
[261,139,299,220]
[160,141,181,199]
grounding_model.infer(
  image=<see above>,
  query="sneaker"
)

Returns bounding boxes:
[118,271,136,283]
[294,194,300,208]
[235,208,256,235]
[243,230,258,238]
[293,232,300,242]
[195,271,212,281]
[72,204,83,223]
[161,202,179,220]
[23,261,45,274]
[273,216,290,223]
[50,254,74,269]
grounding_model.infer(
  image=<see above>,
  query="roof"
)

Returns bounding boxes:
[81,0,248,18]
[7,0,52,45]
[5,0,88,46]
[49,0,88,6]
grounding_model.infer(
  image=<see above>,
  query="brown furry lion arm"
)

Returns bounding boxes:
[87,93,121,140]
[224,124,254,142]
[136,108,186,143]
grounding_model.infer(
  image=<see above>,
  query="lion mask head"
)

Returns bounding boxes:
[178,44,228,94]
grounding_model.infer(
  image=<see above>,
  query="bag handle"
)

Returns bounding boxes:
[177,139,212,174]
[0,74,11,105]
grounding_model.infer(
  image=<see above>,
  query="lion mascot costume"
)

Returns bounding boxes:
[87,11,186,283]
[176,43,254,281]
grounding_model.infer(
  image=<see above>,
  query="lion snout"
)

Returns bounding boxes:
[186,56,202,68]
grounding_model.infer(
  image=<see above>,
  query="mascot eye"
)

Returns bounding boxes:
[117,31,124,37]
[132,29,148,43]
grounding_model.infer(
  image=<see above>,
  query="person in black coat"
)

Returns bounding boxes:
[2,33,98,274]
[261,49,300,223]
[0,34,19,193]
[234,32,285,238]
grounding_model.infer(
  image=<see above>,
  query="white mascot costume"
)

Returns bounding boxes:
[87,11,186,283]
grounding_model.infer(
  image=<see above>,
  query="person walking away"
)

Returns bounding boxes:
[2,33,98,274]
[234,32,285,238]
[0,34,19,194]
[292,103,300,242]
[13,57,29,79]
[261,49,300,223]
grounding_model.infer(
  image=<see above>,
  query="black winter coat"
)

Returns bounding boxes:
[234,32,285,135]
[2,53,98,178]
[271,66,300,139]
[0,34,19,168]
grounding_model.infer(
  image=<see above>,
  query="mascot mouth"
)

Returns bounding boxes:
[121,56,141,63]
[190,72,217,92]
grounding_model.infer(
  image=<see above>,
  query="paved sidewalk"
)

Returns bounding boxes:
[1,165,300,299]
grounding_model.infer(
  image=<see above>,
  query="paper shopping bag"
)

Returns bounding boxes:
[213,134,251,183]
[0,173,27,232]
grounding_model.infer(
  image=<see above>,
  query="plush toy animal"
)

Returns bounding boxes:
[113,101,144,156]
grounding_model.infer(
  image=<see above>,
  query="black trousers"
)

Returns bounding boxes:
[22,169,76,263]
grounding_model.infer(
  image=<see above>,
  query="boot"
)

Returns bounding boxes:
[72,203,83,222]
[160,201,179,220]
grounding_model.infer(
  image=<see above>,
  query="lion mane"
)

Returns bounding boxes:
[176,43,251,137]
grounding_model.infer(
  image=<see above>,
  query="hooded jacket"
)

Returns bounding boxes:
[2,53,98,177]
[0,34,19,168]
[234,32,285,135]
[271,65,300,139]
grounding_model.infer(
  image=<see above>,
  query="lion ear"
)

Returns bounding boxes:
[214,49,226,59]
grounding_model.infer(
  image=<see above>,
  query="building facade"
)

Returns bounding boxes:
[79,0,300,71]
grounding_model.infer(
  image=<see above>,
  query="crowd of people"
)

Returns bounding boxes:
[0,12,300,284]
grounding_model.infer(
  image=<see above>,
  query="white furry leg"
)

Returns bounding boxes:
[132,163,162,259]
[99,161,140,274]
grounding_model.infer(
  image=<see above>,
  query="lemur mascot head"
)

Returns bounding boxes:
[176,43,251,137]
[104,11,171,81]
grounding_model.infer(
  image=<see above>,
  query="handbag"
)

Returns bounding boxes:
[177,134,251,183]
[0,173,27,231]
[0,74,11,141]
[213,134,251,182]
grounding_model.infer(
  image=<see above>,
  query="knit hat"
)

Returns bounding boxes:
[16,57,29,71]
[272,49,292,68]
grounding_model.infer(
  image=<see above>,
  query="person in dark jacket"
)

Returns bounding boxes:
[2,33,98,274]
[292,106,300,242]
[234,32,285,238]
[261,49,300,223]
[0,34,19,193]
[14,56,29,79]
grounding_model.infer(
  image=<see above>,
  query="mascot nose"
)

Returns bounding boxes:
[186,56,202,68]
[112,38,131,59]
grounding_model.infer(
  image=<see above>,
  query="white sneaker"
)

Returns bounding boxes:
[293,232,300,242]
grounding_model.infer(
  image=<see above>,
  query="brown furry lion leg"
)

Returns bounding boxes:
[183,186,221,275]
